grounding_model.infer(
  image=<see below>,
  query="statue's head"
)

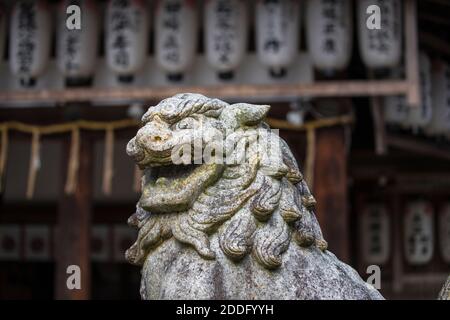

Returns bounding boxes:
[126,93,327,269]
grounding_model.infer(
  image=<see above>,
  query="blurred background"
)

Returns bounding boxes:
[0,0,449,300]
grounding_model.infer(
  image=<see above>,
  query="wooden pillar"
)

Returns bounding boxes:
[405,0,420,107]
[391,191,403,294]
[313,126,349,263]
[55,132,92,299]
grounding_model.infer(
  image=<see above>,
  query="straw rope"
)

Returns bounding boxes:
[0,116,353,198]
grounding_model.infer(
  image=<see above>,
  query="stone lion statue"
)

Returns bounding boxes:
[126,93,383,300]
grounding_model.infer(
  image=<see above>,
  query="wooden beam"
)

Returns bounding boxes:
[0,80,410,104]
[386,134,450,161]
[405,0,421,107]
[54,133,92,299]
[313,126,349,263]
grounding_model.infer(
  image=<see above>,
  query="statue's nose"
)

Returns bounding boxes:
[143,128,171,145]
[136,120,172,151]
[148,132,166,143]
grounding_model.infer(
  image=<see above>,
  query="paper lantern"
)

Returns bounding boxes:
[384,69,409,127]
[306,0,352,72]
[57,0,99,84]
[384,95,409,127]
[255,0,300,78]
[404,53,433,131]
[358,0,402,69]
[155,0,198,82]
[105,0,150,84]
[24,225,51,261]
[9,0,52,87]
[426,61,450,137]
[404,200,434,265]
[204,0,247,80]
[439,203,450,263]
[360,203,390,264]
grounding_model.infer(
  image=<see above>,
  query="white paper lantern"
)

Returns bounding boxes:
[57,0,99,83]
[204,0,247,80]
[358,0,402,69]
[106,0,150,84]
[91,225,110,262]
[384,95,409,127]
[306,0,352,72]
[426,61,450,137]
[439,203,450,263]
[255,0,300,78]
[9,0,52,87]
[360,203,390,265]
[404,200,434,265]
[24,225,51,261]
[404,53,433,131]
[155,0,198,82]
[384,68,409,127]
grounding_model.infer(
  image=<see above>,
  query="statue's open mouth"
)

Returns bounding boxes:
[139,162,223,214]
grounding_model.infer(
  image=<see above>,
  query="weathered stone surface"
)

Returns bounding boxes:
[438,276,450,300]
[140,236,382,300]
[126,93,384,300]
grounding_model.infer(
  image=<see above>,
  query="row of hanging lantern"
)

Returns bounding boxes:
[385,53,450,138]
[3,0,405,86]
[9,0,52,87]
[360,200,450,266]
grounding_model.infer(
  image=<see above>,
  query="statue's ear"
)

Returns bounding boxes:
[222,103,270,127]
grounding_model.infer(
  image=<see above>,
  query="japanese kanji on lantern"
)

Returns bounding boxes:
[358,0,402,69]
[306,0,353,73]
[0,225,20,261]
[404,200,434,266]
[204,0,247,81]
[426,61,450,137]
[384,68,409,128]
[255,0,300,78]
[155,0,198,82]
[105,0,150,84]
[9,0,51,88]
[404,53,433,132]
[384,94,409,128]
[360,203,390,265]
[57,0,99,86]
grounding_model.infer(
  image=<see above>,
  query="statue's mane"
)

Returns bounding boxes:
[126,94,327,270]
[141,93,227,124]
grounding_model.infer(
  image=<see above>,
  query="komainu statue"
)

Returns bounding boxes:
[126,93,383,300]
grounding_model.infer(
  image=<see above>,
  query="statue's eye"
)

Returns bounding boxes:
[176,118,194,130]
